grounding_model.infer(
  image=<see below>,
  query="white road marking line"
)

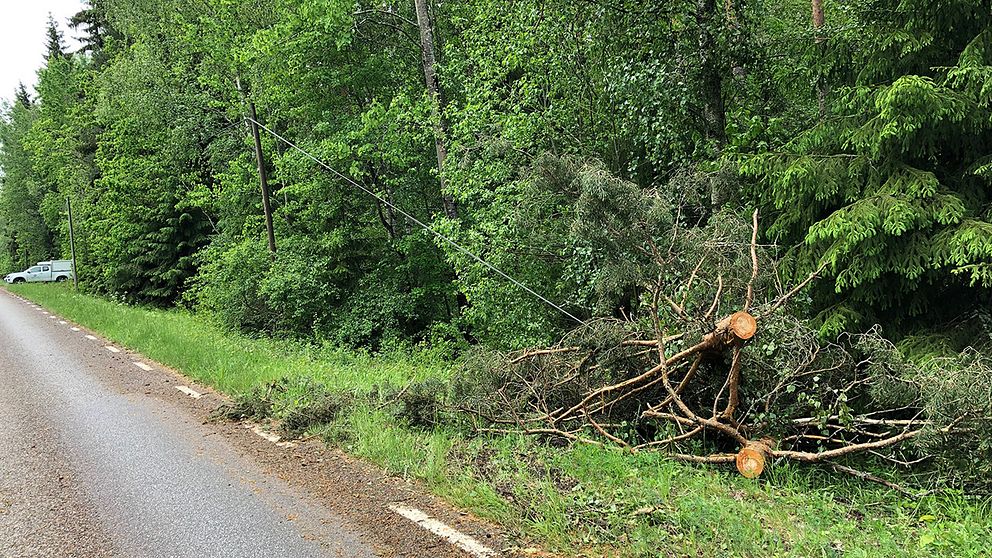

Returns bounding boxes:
[42,311,49,315]
[250,425,281,443]
[175,386,202,399]
[48,316,56,319]
[133,362,153,371]
[388,504,498,558]
[85,335,97,340]
[246,424,298,448]
[71,327,80,331]
[59,320,67,325]
[105,346,121,353]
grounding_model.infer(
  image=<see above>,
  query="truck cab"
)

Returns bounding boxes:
[4,260,74,284]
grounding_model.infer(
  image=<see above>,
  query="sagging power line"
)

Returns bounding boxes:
[244,116,584,325]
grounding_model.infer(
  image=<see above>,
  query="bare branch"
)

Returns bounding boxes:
[744,208,759,312]
[829,462,927,498]
[760,261,829,317]
[704,274,723,322]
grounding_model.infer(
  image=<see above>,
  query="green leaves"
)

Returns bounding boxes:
[741,0,992,332]
[941,220,992,287]
[1,0,987,355]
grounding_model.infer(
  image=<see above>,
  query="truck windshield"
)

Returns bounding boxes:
[27,266,41,273]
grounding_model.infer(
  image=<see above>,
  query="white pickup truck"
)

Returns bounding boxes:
[4,260,74,284]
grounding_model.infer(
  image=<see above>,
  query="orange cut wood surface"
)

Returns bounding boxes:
[736,445,765,478]
[729,311,757,340]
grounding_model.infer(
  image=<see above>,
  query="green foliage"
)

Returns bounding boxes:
[741,0,992,334]
[188,237,275,332]
[1,0,809,344]
[0,98,50,270]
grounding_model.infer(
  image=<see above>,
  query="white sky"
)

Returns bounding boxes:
[0,1,85,101]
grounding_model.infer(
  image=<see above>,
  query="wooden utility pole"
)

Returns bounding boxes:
[811,0,824,29]
[66,196,78,290]
[413,0,458,219]
[248,101,277,255]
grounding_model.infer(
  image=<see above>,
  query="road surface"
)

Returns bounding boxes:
[0,289,505,558]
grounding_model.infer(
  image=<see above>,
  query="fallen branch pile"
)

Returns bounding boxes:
[456,211,969,480]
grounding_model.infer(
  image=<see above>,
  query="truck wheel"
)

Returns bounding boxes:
[13,278,25,284]
[56,275,68,283]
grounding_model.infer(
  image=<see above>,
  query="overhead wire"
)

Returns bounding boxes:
[245,116,584,324]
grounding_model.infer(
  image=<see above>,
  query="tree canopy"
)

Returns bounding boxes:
[0,0,988,351]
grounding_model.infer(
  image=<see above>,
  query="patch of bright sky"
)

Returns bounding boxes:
[0,1,85,102]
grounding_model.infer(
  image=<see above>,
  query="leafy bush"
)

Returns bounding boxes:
[187,237,278,333]
[190,227,456,350]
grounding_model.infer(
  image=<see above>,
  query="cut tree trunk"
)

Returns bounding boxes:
[701,310,757,351]
[736,439,774,478]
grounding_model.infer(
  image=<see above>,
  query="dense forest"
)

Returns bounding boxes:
[1,0,991,486]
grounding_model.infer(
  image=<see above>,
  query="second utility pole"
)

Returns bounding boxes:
[248,101,277,255]
[66,196,78,290]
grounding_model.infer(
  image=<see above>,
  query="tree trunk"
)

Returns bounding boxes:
[696,0,728,207]
[413,0,458,219]
[697,0,726,148]
[811,0,824,29]
[812,0,827,117]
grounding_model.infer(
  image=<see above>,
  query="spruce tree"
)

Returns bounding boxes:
[742,0,992,336]
[14,83,32,109]
[70,1,118,67]
[44,14,67,60]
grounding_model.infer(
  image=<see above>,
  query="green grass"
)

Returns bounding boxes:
[4,283,442,394]
[7,283,992,557]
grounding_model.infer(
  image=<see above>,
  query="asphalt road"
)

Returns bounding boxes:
[0,289,505,558]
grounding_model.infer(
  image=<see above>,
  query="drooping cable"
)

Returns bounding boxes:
[245,116,584,324]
